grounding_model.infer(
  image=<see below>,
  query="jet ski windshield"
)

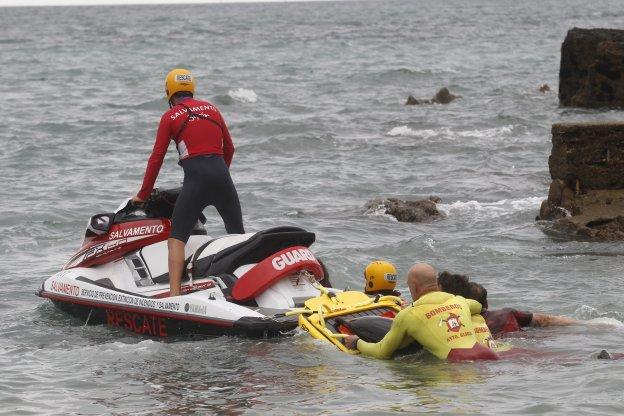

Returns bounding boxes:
[84,188,206,239]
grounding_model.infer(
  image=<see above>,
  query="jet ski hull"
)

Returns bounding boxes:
[39,286,298,338]
[38,189,326,338]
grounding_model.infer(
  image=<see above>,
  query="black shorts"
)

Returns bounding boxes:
[169,155,244,243]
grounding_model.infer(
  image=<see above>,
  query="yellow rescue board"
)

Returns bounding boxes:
[298,289,403,353]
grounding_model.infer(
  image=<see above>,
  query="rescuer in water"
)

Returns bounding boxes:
[436,271,583,335]
[363,261,402,297]
[133,68,244,296]
[345,263,499,361]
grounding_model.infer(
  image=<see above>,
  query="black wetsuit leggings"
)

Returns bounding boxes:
[170,155,245,243]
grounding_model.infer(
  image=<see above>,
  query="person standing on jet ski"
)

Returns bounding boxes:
[132,68,245,296]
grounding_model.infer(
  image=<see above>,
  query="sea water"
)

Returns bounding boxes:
[1,0,624,414]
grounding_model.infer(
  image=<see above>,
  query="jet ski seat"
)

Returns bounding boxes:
[193,227,315,278]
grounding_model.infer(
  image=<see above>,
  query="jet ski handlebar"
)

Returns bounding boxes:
[86,187,207,238]
[116,188,206,224]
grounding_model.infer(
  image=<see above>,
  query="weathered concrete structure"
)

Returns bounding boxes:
[538,122,624,239]
[559,28,624,108]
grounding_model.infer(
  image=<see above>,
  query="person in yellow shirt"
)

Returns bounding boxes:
[345,263,499,361]
[437,271,498,350]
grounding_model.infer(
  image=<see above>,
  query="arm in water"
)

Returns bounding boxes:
[530,313,582,327]
[356,307,414,359]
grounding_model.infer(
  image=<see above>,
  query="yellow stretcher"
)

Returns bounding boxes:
[290,284,403,354]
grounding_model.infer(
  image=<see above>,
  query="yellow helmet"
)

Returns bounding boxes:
[165,68,195,101]
[364,261,398,293]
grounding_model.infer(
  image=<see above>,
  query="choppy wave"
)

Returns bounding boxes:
[4,1,624,414]
[386,125,516,140]
[587,317,624,327]
[437,196,543,219]
[575,305,624,323]
[456,125,515,138]
[386,126,449,138]
[363,196,542,223]
[228,88,258,103]
[367,67,461,82]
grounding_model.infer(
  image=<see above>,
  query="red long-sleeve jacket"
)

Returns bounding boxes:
[137,98,234,201]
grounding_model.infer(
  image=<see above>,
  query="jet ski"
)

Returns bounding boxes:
[37,188,329,338]
[296,286,404,353]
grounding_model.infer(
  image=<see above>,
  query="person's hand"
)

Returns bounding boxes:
[131,195,146,207]
[344,335,359,350]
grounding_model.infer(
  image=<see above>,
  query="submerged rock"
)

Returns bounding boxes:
[539,84,551,93]
[405,88,460,105]
[431,87,458,104]
[365,197,445,223]
[538,122,624,240]
[405,95,424,105]
[559,28,624,108]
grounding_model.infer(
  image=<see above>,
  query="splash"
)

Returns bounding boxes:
[575,305,624,325]
[363,201,399,222]
[228,88,258,103]
[386,125,515,140]
[456,125,514,138]
[386,126,448,138]
[437,196,543,219]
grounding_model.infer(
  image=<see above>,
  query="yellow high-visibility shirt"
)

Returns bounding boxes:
[357,291,483,359]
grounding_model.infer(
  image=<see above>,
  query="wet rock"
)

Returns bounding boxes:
[365,197,446,223]
[598,350,613,359]
[431,87,459,104]
[405,95,423,105]
[405,88,459,105]
[539,84,551,93]
[559,28,624,108]
[538,122,624,240]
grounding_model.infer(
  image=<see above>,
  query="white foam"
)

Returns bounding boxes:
[228,88,258,103]
[437,196,543,219]
[363,201,399,222]
[575,305,624,327]
[456,125,514,139]
[587,317,624,328]
[386,126,448,138]
[386,125,515,140]
[574,304,598,319]
[424,237,435,250]
[97,339,158,352]
[387,126,415,137]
